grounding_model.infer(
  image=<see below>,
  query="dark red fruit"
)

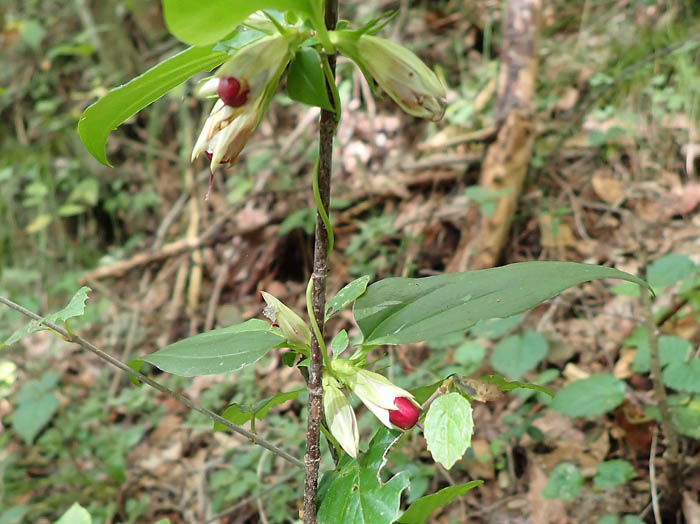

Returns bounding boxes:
[217,76,249,107]
[388,397,420,430]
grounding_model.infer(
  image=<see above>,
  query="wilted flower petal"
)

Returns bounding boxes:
[355,34,446,121]
[261,291,312,348]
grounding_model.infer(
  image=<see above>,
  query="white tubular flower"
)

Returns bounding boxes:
[355,34,446,121]
[192,34,291,171]
[331,360,420,430]
[261,291,312,349]
[323,375,359,458]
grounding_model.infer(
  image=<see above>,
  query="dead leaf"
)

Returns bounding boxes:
[592,170,624,204]
[527,462,569,524]
[683,491,700,524]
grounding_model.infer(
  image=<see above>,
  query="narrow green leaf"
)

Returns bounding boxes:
[424,393,473,469]
[140,319,284,376]
[331,329,350,356]
[11,371,61,445]
[632,334,690,374]
[213,389,304,431]
[550,375,626,418]
[398,480,483,524]
[663,358,700,393]
[326,276,371,321]
[480,374,555,398]
[353,262,648,346]
[2,287,91,348]
[287,47,334,110]
[162,0,312,46]
[489,331,548,380]
[317,428,409,524]
[541,462,583,501]
[594,460,636,490]
[78,46,227,166]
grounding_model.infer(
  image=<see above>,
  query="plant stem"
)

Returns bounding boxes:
[302,1,338,521]
[0,295,304,469]
[641,282,681,508]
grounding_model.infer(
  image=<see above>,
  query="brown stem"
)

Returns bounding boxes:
[302,2,338,522]
[0,295,304,469]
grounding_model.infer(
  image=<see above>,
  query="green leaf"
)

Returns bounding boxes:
[669,395,700,438]
[213,388,304,431]
[0,506,29,524]
[353,262,648,346]
[550,375,626,418]
[139,319,284,376]
[397,481,483,524]
[2,287,91,349]
[632,335,690,374]
[287,47,334,110]
[162,0,312,47]
[469,314,523,339]
[78,46,226,166]
[424,393,473,469]
[512,368,559,401]
[331,329,350,357]
[593,460,636,490]
[540,462,583,501]
[489,331,548,380]
[663,358,700,393]
[481,374,555,398]
[11,371,60,445]
[453,340,486,375]
[647,254,696,290]
[317,428,409,524]
[54,503,91,524]
[326,276,371,321]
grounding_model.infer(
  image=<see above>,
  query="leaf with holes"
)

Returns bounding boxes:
[317,428,409,524]
[2,287,91,348]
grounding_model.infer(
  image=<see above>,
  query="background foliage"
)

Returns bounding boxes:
[1,0,699,523]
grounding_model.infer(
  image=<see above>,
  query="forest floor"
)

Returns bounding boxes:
[1,1,699,523]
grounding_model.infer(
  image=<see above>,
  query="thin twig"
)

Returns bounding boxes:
[0,295,304,469]
[641,259,681,509]
[302,1,338,522]
[649,427,662,524]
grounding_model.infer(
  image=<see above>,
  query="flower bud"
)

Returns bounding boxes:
[323,375,359,458]
[388,396,420,430]
[330,360,420,430]
[354,34,446,121]
[261,292,312,348]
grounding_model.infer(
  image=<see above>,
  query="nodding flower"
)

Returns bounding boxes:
[330,359,421,430]
[192,34,291,172]
[352,34,446,121]
[261,291,311,349]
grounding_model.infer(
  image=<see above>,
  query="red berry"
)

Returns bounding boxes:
[388,397,420,430]
[217,76,249,107]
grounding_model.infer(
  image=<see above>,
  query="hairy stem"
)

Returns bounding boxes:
[302,1,338,521]
[0,295,303,469]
